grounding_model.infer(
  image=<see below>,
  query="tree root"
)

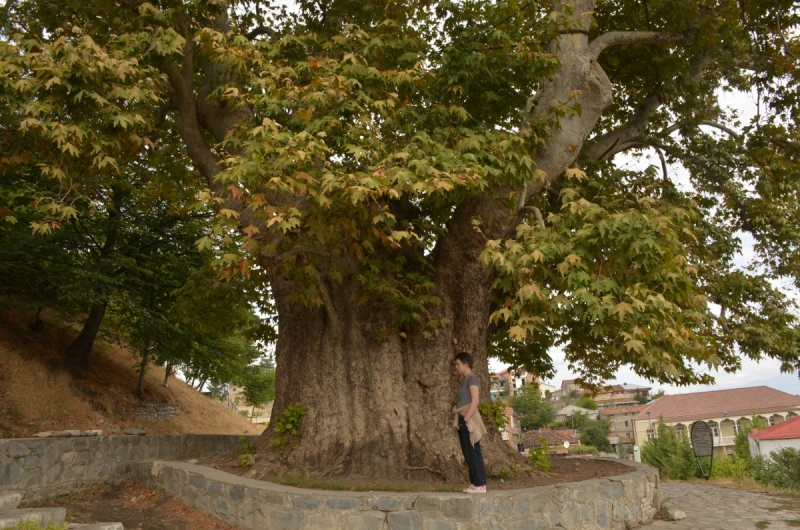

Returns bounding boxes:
[404,465,448,480]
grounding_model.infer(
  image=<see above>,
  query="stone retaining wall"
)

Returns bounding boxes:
[142,460,659,530]
[0,435,257,500]
[134,401,181,422]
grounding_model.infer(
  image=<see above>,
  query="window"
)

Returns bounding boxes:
[646,427,656,441]
[624,421,629,427]
[708,422,719,438]
[675,425,687,438]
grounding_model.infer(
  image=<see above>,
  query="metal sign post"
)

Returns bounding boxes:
[690,421,714,480]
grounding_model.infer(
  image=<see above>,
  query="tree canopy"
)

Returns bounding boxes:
[1,0,799,478]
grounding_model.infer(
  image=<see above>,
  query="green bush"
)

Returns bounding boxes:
[749,448,800,490]
[528,438,551,472]
[710,454,751,480]
[479,400,508,431]
[567,445,599,456]
[640,422,699,480]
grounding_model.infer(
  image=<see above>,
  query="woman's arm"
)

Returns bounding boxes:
[464,384,480,421]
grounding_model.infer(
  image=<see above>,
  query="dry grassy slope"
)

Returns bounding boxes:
[0,305,263,438]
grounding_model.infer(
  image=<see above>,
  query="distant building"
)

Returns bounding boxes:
[633,386,800,455]
[580,383,650,409]
[490,367,542,400]
[228,385,273,424]
[521,428,580,454]
[599,405,647,454]
[554,405,599,423]
[490,367,552,448]
[748,415,800,458]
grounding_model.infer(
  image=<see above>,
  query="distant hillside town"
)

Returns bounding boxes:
[491,368,800,459]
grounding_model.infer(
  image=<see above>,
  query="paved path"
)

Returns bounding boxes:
[648,481,800,530]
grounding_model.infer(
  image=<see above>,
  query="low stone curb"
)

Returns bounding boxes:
[0,435,258,500]
[140,459,659,530]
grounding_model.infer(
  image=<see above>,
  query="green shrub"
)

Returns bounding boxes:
[710,454,751,480]
[567,445,599,456]
[528,438,551,472]
[270,404,307,458]
[750,448,800,490]
[478,400,508,432]
[640,422,699,480]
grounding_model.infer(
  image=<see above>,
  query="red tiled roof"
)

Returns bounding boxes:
[600,405,647,416]
[521,428,579,448]
[635,386,800,423]
[562,379,576,384]
[749,415,800,441]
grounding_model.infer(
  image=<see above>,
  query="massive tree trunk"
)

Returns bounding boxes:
[255,199,520,481]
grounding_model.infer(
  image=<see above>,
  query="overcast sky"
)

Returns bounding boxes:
[491,88,800,398]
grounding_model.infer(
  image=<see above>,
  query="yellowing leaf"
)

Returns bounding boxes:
[219,208,241,219]
[508,325,527,341]
[613,302,634,318]
[565,167,587,181]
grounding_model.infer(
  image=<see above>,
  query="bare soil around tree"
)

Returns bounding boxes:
[22,480,235,530]
[200,451,633,492]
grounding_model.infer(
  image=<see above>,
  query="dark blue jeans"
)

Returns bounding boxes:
[458,415,487,487]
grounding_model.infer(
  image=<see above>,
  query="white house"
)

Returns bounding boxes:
[748,415,800,458]
[555,405,599,423]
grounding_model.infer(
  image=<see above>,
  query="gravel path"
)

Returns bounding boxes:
[648,481,800,530]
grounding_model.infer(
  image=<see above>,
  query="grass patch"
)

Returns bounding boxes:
[273,474,460,493]
[755,521,771,529]
[784,521,800,528]
[684,477,800,495]
[6,522,67,530]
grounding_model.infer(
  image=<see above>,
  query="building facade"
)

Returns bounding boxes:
[748,415,800,458]
[600,404,646,453]
[633,386,800,455]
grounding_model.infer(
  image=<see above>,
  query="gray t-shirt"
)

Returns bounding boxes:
[457,375,479,408]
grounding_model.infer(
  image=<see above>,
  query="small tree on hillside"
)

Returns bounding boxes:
[579,418,612,452]
[509,384,555,432]
[576,396,599,410]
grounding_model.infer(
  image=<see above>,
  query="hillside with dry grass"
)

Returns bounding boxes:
[0,303,263,438]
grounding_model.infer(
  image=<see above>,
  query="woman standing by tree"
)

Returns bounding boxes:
[453,352,488,493]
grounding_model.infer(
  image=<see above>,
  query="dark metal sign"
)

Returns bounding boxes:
[690,421,714,479]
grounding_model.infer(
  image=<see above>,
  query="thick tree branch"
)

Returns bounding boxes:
[164,56,224,189]
[311,265,340,338]
[662,120,741,138]
[245,25,274,40]
[584,54,711,162]
[589,31,686,59]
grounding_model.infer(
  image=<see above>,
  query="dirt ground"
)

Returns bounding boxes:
[201,451,634,492]
[23,481,235,530]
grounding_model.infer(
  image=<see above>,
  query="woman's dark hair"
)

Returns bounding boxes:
[454,352,474,368]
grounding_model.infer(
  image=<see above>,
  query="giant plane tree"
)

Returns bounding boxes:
[1,0,799,480]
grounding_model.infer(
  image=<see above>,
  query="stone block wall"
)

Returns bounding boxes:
[143,460,660,530]
[134,401,181,422]
[0,435,257,500]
